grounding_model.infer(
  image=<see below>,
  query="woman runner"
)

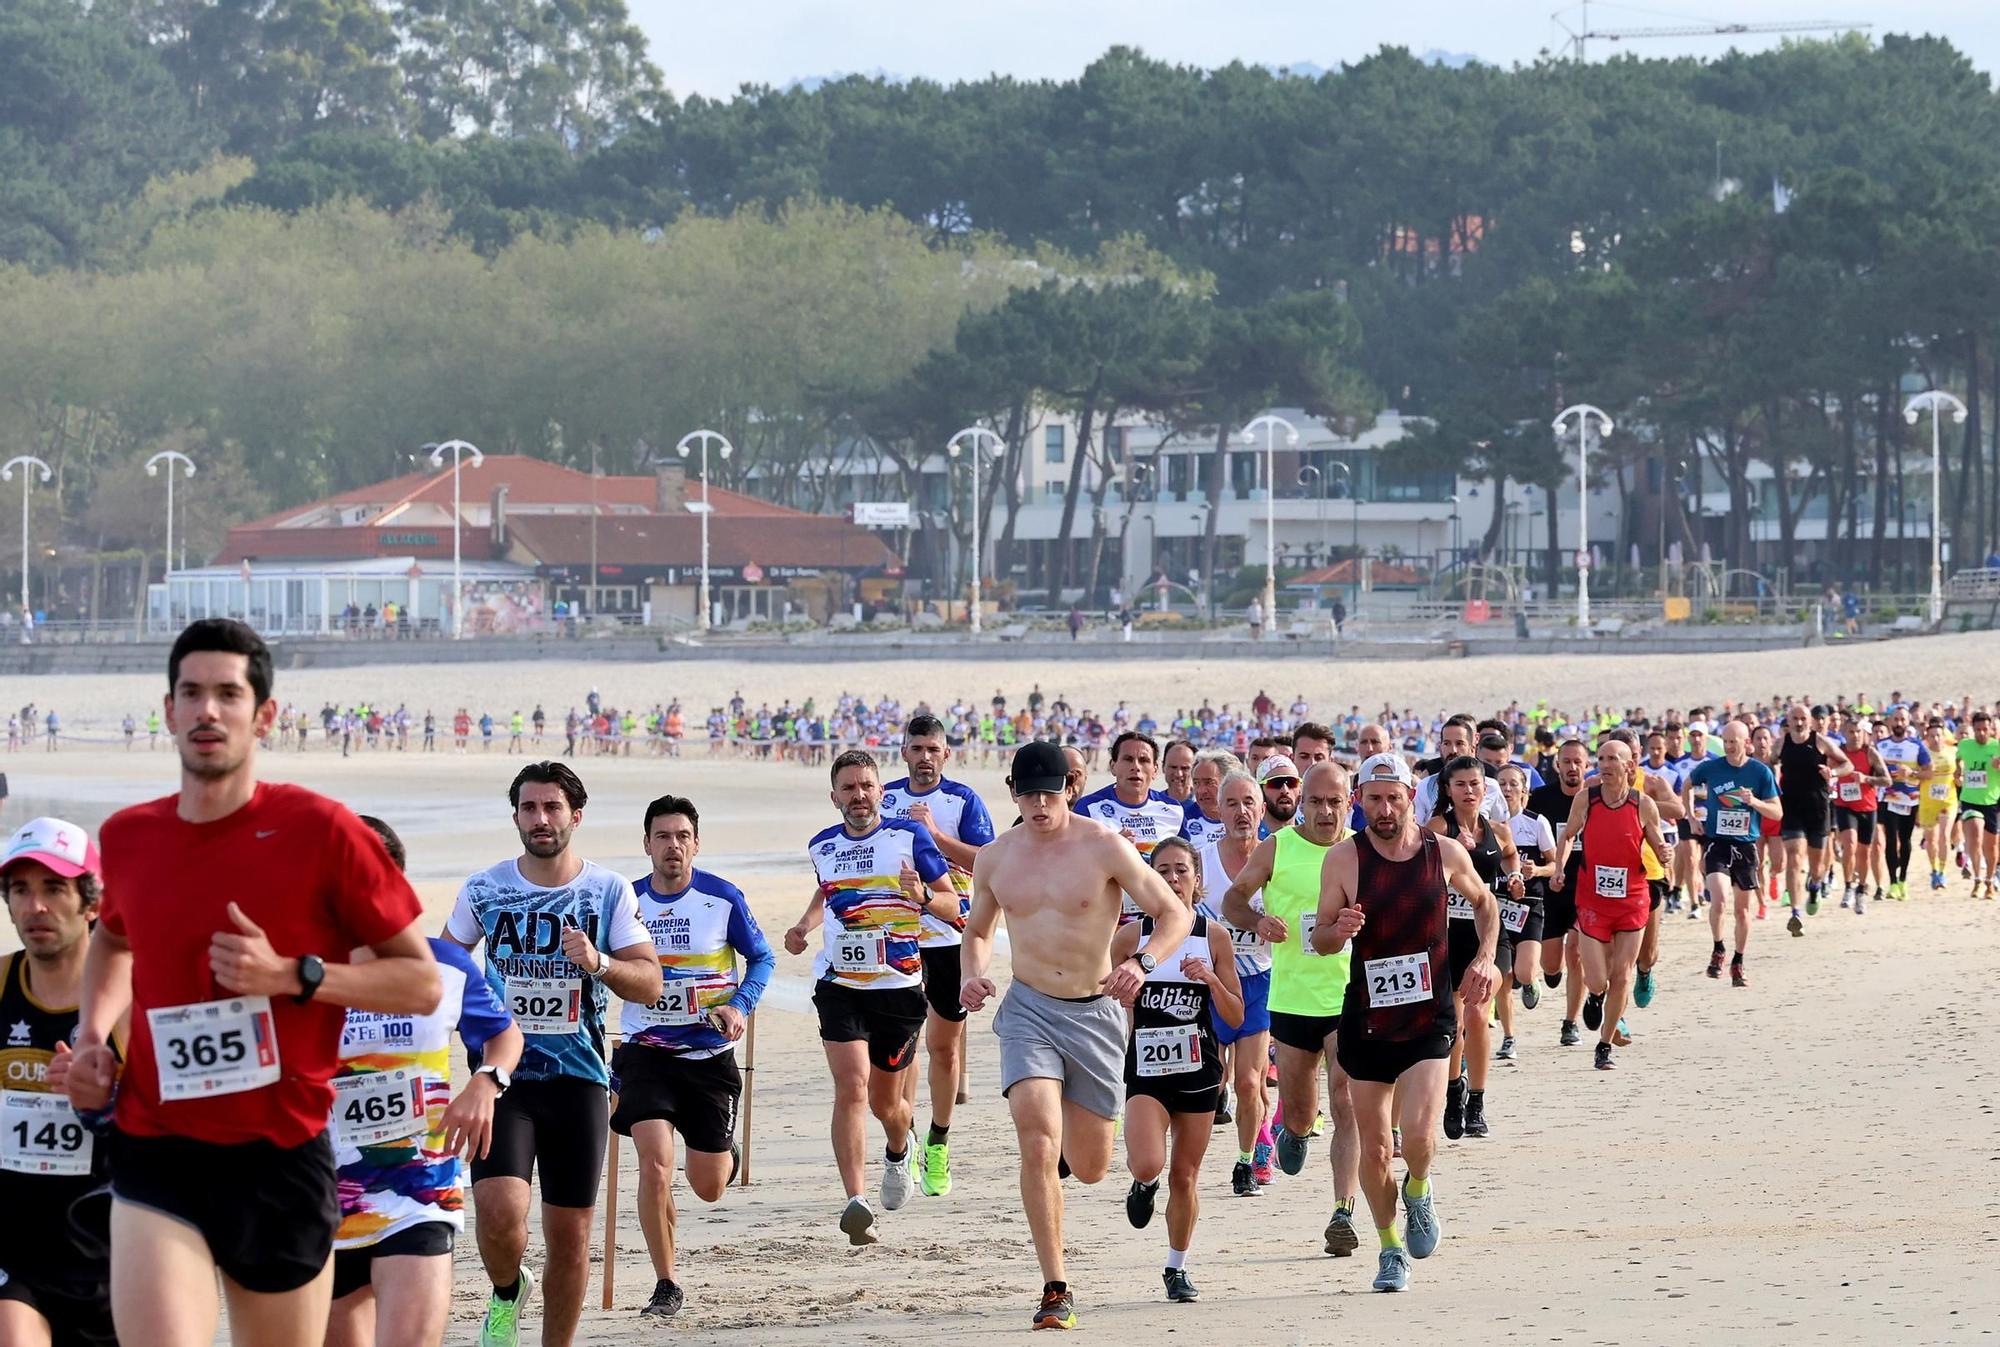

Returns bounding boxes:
[1426,756,1522,1138]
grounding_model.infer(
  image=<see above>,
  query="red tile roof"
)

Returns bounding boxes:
[1288,559,1427,587]
[503,513,899,572]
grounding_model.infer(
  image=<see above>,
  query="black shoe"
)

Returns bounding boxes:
[1213,1093,1233,1126]
[1544,970,1562,989]
[1125,1179,1159,1229]
[1593,1042,1615,1071]
[1163,1267,1200,1303]
[1057,1154,1072,1181]
[1462,1092,1488,1138]
[1705,951,1723,979]
[1441,1073,1466,1140]
[1231,1161,1259,1197]
[1582,992,1605,1031]
[641,1278,684,1318]
[1559,1019,1581,1047]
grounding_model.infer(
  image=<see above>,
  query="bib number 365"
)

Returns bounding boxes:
[148,996,280,1100]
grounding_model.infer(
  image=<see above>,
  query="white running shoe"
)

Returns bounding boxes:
[881,1146,915,1211]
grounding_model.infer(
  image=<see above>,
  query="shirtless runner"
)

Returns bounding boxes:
[960,740,1194,1331]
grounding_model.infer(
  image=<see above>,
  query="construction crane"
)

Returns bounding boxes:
[1552,3,1870,61]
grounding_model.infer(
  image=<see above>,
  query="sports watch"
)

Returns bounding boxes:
[294,954,326,1004]
[1134,952,1157,975]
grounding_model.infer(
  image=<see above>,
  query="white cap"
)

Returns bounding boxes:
[1,816,101,881]
[1256,753,1301,784]
[1357,753,1415,788]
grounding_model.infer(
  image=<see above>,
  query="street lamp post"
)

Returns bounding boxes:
[946,425,1006,635]
[423,440,484,639]
[2,456,53,615]
[1239,414,1300,637]
[676,430,734,631]
[1903,390,1967,626]
[1552,404,1614,627]
[143,450,197,627]
[1296,464,1329,571]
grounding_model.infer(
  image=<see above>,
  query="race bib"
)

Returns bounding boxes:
[332,1067,429,1148]
[1298,911,1322,956]
[148,996,280,1100]
[1500,900,1529,934]
[506,976,582,1035]
[634,977,731,1028]
[1226,923,1265,953]
[1660,823,1679,847]
[1929,780,1952,801]
[0,1090,92,1176]
[829,929,888,973]
[1133,1024,1202,1077]
[1120,892,1143,920]
[1839,781,1863,803]
[1593,865,1629,900]
[1968,770,1989,790]
[1716,809,1753,838]
[1364,953,1432,1008]
[1886,795,1916,815]
[1446,887,1475,920]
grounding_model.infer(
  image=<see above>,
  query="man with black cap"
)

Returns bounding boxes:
[960,739,1191,1332]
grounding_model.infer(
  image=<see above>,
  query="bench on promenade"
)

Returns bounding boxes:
[996,623,1030,642]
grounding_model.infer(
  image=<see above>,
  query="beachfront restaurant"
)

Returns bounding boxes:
[149,556,545,637]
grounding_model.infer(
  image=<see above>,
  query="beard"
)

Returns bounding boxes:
[520,824,573,858]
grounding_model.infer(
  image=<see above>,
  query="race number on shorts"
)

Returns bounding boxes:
[1133,1024,1202,1077]
[507,976,583,1035]
[1716,809,1753,838]
[1593,865,1629,900]
[1364,953,1432,1008]
[829,929,888,974]
[1500,899,1529,934]
[0,1090,92,1175]
[332,1068,429,1148]
[148,996,281,1100]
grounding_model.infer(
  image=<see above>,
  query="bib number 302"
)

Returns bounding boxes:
[507,976,583,1035]
[148,996,280,1100]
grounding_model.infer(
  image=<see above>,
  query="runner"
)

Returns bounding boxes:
[783,750,958,1246]
[1219,761,1362,1257]
[1775,704,1849,932]
[1683,722,1782,986]
[1955,711,2000,898]
[613,794,772,1318]
[1257,753,1304,839]
[1116,836,1243,1303]
[1831,723,1890,914]
[1550,739,1670,1069]
[1180,749,1239,850]
[1919,718,1959,891]
[959,740,1193,1331]
[1871,706,1927,901]
[880,713,996,1198]
[1314,753,1499,1292]
[1,818,117,1347]
[1161,739,1198,805]
[1195,770,1273,1195]
[1074,732,1191,922]
[1527,738,1590,1044]
[1493,764,1556,1060]
[66,618,440,1347]
[328,816,523,1347]
[1427,755,1523,1132]
[444,760,662,1347]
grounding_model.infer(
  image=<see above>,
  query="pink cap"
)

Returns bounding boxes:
[1,816,102,881]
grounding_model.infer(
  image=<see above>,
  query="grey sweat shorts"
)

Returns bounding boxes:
[993,979,1126,1121]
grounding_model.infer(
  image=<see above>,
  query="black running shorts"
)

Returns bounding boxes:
[330,1221,454,1301]
[1335,1027,1457,1087]
[919,945,969,1023]
[1701,838,1759,892]
[1833,807,1876,844]
[470,1076,609,1209]
[609,1043,741,1155]
[1268,1010,1341,1055]
[812,981,925,1073]
[0,1269,117,1347]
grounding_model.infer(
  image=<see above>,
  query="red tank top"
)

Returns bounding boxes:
[1342,830,1454,1041]
[1581,785,1646,903]
[1834,753,1876,812]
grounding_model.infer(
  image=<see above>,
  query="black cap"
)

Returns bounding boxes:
[1010,740,1069,795]
[1478,732,1508,752]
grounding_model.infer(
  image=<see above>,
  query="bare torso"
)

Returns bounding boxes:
[982,817,1125,997]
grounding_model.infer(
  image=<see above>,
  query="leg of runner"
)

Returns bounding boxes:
[1010,1079,1116,1323]
[113,1199,335,1347]
[1582,929,1643,1068]
[1728,882,1753,985]
[1563,933,1585,1039]
[1705,866,1733,975]
[471,1178,533,1336]
[1230,1029,1271,1184]
[1160,1112,1210,1301]
[633,1121,683,1288]
[1124,1095,1168,1228]
[325,1253,452,1347]
[535,1204,594,1346]
[1457,994,1490,1135]
[826,1041,912,1210]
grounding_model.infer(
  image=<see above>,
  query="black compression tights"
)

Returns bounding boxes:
[1880,810,1916,882]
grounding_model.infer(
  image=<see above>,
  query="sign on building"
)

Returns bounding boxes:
[852,502,912,528]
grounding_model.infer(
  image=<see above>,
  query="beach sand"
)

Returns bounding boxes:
[3,636,1997,1343]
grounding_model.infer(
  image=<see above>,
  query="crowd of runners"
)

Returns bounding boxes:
[5,620,1996,1345]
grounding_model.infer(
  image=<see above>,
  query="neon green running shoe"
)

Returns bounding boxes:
[922,1139,952,1197]
[480,1266,535,1347]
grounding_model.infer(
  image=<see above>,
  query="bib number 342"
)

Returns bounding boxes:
[148,996,281,1100]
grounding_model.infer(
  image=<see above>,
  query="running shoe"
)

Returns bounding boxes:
[881,1143,915,1211]
[1308,1112,1326,1137]
[1932,870,1945,891]
[1686,901,1701,920]
[1582,992,1605,1032]
[1252,1141,1275,1186]
[641,1278,684,1319]
[1559,1019,1581,1047]
[1125,1178,1159,1229]
[1612,1022,1633,1047]
[1593,1042,1615,1069]
[1633,967,1655,1008]
[1786,910,1804,937]
[1162,1268,1199,1304]
[1730,961,1747,987]
[1274,1124,1310,1176]
[1373,1246,1412,1291]
[1392,1126,1403,1158]
[1402,1179,1441,1258]
[1032,1286,1077,1330]
[1853,887,1866,915]
[1495,1035,1516,1060]
[1323,1204,1360,1257]
[1840,888,1850,910]
[1462,1093,1489,1137]
[840,1196,880,1246]
[1213,1093,1232,1126]
[1231,1161,1260,1197]
[1958,849,1971,878]
[922,1137,952,1197]
[1520,981,1540,1010]
[1442,1073,1466,1140]
[480,1267,536,1347]
[1809,891,1823,916]
[1706,950,1724,978]
[1543,970,1562,989]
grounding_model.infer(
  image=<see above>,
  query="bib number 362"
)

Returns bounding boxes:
[148,996,280,1100]
[0,1091,92,1176]
[1365,953,1432,1009]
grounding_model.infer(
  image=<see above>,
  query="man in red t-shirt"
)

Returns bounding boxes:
[62,619,440,1347]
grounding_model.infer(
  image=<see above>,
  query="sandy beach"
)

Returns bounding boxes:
[3,636,1997,1344]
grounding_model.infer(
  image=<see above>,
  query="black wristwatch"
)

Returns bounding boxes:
[294,954,326,1004]
[1134,952,1157,975]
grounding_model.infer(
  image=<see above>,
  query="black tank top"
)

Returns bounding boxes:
[1778,733,1830,804]
[1342,831,1455,1041]
[0,951,109,1278]
[1442,811,1502,887]
[1125,913,1222,1093]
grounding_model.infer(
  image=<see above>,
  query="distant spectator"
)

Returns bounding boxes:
[1067,605,1083,641]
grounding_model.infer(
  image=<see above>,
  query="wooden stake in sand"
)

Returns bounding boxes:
[600,1034,620,1311]
[955,1022,970,1104]
[738,1010,757,1186]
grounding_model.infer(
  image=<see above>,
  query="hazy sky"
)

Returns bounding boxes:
[629,0,1996,99]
